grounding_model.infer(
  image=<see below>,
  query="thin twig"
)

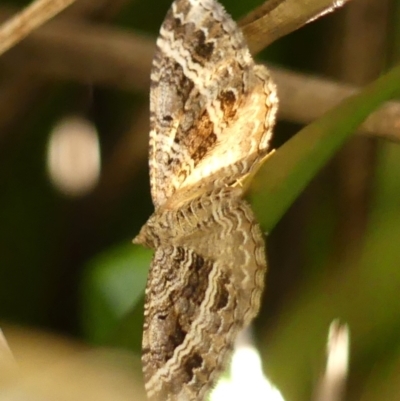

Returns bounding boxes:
[0,0,77,57]
[239,0,353,54]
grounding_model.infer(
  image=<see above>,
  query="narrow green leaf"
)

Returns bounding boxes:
[81,243,151,345]
[251,64,400,231]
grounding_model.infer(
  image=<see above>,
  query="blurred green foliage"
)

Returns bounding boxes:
[81,244,150,345]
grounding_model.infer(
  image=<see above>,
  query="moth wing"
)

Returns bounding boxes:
[149,0,277,208]
[142,188,266,401]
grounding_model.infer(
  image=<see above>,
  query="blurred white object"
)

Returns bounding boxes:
[47,116,101,197]
[313,320,350,401]
[210,328,285,401]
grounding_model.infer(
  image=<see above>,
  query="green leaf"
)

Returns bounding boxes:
[81,242,151,345]
[250,64,400,231]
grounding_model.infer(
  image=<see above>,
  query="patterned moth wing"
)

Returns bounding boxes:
[134,0,278,399]
[135,187,266,401]
[149,0,278,209]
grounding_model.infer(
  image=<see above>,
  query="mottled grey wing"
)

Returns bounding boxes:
[142,187,266,401]
[149,0,277,208]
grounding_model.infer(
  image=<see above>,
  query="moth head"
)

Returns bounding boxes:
[132,216,160,249]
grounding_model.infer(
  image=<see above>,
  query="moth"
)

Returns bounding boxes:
[133,0,278,400]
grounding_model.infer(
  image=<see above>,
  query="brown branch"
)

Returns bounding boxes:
[239,0,353,55]
[0,0,77,57]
